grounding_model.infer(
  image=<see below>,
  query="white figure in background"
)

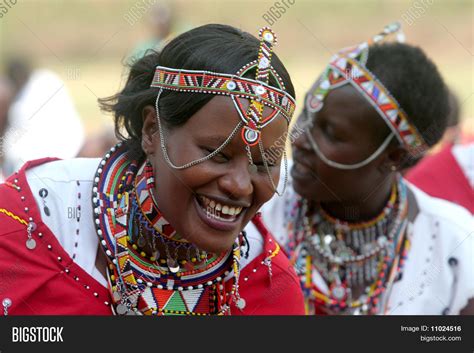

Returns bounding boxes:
[2,59,85,175]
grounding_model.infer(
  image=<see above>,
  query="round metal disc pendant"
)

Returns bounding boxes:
[226,81,236,90]
[377,235,388,247]
[323,234,335,245]
[244,128,259,143]
[331,285,346,300]
[2,298,12,307]
[248,164,258,174]
[236,298,246,310]
[26,239,36,250]
[263,31,274,43]
[27,221,37,232]
[167,258,180,273]
[116,304,128,315]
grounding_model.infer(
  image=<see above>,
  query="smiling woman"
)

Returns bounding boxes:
[0,24,304,316]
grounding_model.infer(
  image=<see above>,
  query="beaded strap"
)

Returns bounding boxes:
[305,22,426,155]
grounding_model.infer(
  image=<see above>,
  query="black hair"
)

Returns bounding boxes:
[99,24,295,161]
[366,42,449,151]
[446,89,460,128]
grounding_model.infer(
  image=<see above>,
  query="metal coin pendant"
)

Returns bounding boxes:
[167,258,180,273]
[26,238,36,250]
[116,303,128,315]
[331,285,346,300]
[236,298,246,310]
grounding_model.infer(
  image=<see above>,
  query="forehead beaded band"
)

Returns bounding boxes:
[302,22,426,170]
[151,27,296,196]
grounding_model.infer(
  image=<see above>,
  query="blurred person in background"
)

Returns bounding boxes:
[1,57,85,175]
[262,23,474,315]
[0,77,14,181]
[128,1,176,63]
[406,90,473,213]
[77,126,119,158]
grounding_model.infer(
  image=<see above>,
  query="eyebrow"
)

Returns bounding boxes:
[199,135,229,147]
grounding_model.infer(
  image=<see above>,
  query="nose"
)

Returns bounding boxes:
[292,126,312,152]
[217,156,253,201]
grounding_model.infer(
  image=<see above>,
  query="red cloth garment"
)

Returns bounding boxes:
[0,158,110,315]
[0,159,305,315]
[231,214,305,315]
[406,145,473,213]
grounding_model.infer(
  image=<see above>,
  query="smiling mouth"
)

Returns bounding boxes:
[194,195,246,231]
[292,154,315,177]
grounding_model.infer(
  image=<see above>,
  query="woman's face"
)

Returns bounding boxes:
[291,85,393,204]
[143,96,287,254]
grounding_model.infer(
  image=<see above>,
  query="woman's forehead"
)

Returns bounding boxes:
[185,96,287,149]
[318,85,385,131]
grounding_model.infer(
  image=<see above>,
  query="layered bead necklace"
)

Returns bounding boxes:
[288,177,410,315]
[92,143,245,315]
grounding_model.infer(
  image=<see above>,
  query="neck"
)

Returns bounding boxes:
[319,174,396,223]
[132,161,220,267]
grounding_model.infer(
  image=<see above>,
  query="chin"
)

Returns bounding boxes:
[292,180,314,200]
[188,227,238,254]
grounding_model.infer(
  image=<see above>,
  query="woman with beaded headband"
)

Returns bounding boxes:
[0,24,304,315]
[262,23,474,315]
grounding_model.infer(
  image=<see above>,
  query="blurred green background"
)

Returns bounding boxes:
[0,0,472,136]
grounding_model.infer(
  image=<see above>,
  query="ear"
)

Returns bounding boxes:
[380,144,409,172]
[141,105,158,155]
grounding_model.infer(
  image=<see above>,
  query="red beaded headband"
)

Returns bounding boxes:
[150,27,296,147]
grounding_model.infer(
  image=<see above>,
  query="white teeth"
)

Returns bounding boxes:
[199,196,244,216]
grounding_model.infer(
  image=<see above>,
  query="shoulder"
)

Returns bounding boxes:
[25,158,101,183]
[408,181,473,236]
[0,158,60,235]
[391,181,474,313]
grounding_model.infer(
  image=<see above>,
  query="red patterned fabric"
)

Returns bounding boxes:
[0,159,304,315]
[406,145,473,213]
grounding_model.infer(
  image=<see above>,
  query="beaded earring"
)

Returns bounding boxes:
[144,159,155,191]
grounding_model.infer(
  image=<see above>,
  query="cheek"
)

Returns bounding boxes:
[252,172,279,208]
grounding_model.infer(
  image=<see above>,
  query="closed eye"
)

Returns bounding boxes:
[203,147,229,163]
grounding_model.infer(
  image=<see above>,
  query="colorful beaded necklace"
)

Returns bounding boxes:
[288,177,410,315]
[92,143,245,315]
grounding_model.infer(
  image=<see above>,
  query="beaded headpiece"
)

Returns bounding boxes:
[151,27,295,195]
[305,22,426,158]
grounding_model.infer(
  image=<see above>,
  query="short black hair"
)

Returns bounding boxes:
[99,24,295,161]
[366,42,449,149]
[446,89,460,128]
